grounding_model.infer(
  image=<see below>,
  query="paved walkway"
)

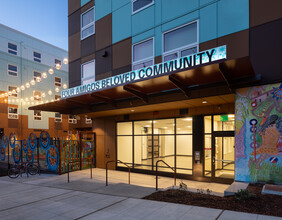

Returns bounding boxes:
[0,169,280,220]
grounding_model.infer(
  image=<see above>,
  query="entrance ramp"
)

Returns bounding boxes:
[224,181,249,196]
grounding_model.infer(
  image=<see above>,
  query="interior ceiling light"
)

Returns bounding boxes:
[202,100,207,104]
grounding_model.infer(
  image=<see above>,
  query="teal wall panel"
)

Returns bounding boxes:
[95,0,112,21]
[112,3,132,44]
[132,29,155,44]
[154,26,162,56]
[132,6,155,36]
[217,0,249,37]
[112,0,131,11]
[81,0,91,7]
[161,0,199,23]
[200,0,217,6]
[199,3,217,43]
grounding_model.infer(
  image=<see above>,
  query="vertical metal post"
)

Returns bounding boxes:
[156,161,158,191]
[174,170,176,186]
[90,159,92,179]
[8,138,10,169]
[253,124,256,162]
[106,162,108,186]
[128,168,130,184]
[67,162,69,183]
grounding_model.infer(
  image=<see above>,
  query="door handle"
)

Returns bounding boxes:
[212,156,215,164]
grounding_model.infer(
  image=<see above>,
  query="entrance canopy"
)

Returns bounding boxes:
[29,48,258,117]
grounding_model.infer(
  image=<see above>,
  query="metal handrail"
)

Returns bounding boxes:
[67,159,93,183]
[106,160,130,186]
[156,160,176,191]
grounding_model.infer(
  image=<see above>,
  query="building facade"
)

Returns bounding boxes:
[32,0,282,184]
[0,24,70,140]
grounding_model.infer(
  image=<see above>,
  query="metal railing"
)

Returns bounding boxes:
[67,160,93,183]
[106,160,130,186]
[156,160,176,191]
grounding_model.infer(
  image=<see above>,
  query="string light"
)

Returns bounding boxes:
[36,77,41,82]
[21,85,25,90]
[55,87,60,93]
[16,87,21,93]
[63,84,67,89]
[42,93,46,98]
[48,68,54,74]
[55,63,61,70]
[63,58,68,64]
[42,72,47,79]
[48,90,52,95]
[30,79,35,86]
[26,83,30,88]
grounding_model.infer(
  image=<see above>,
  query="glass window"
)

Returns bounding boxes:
[81,7,95,40]
[55,59,61,65]
[33,51,41,63]
[204,134,212,177]
[55,77,62,87]
[204,116,212,133]
[132,0,154,13]
[134,120,152,135]
[8,107,18,119]
[163,22,198,61]
[213,114,235,131]
[117,122,132,135]
[69,115,77,124]
[132,38,154,70]
[8,64,18,77]
[81,60,95,85]
[117,136,132,166]
[8,43,17,55]
[153,119,174,135]
[8,86,17,97]
[33,71,41,81]
[33,91,42,101]
[55,112,62,122]
[176,135,192,174]
[176,117,193,134]
[85,117,92,124]
[34,110,42,120]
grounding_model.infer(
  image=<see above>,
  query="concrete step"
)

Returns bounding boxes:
[262,184,282,196]
[224,181,249,196]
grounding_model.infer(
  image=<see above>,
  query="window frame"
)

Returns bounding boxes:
[55,112,62,123]
[8,107,18,120]
[81,60,95,85]
[132,37,154,71]
[7,64,18,77]
[55,59,61,65]
[33,110,42,121]
[68,115,77,124]
[33,51,41,63]
[162,20,199,62]
[8,42,17,55]
[85,117,92,124]
[33,71,41,81]
[81,7,95,40]
[132,0,154,14]
[55,77,62,87]
[8,85,18,97]
[33,90,42,101]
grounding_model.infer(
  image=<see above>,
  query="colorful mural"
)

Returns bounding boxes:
[235,83,282,183]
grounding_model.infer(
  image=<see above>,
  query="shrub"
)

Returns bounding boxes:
[235,189,255,201]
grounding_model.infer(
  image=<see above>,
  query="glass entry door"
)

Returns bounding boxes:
[212,133,235,182]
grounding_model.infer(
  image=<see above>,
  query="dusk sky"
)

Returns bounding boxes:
[0,0,68,51]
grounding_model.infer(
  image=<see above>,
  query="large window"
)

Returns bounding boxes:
[8,64,18,77]
[81,7,95,40]
[34,110,42,121]
[81,60,95,85]
[33,71,41,82]
[117,118,193,174]
[132,0,154,14]
[55,112,62,123]
[33,91,42,101]
[33,51,41,63]
[8,107,18,119]
[132,38,154,70]
[163,21,198,62]
[55,77,62,87]
[8,43,17,55]
[69,115,77,124]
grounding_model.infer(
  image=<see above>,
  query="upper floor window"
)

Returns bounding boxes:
[81,7,95,40]
[69,115,77,124]
[33,51,41,63]
[8,64,18,77]
[55,95,61,101]
[8,86,17,97]
[34,110,42,121]
[33,91,42,101]
[81,60,95,85]
[163,21,198,62]
[55,77,62,87]
[132,38,154,70]
[55,59,61,65]
[8,107,18,120]
[8,43,17,55]
[132,0,154,14]
[55,112,62,123]
[34,71,41,82]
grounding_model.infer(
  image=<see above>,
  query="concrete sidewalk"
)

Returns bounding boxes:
[0,169,280,220]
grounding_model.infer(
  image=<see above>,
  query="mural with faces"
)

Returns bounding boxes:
[235,83,282,183]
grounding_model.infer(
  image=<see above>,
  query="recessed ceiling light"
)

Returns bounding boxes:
[202,100,207,104]
[131,109,135,112]
[183,118,192,121]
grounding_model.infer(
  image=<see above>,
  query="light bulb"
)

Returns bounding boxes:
[8,91,12,96]
[48,90,52,95]
[16,87,21,93]
[36,77,41,82]
[45,100,49,103]
[55,63,61,70]
[25,98,29,101]
[30,97,34,101]
[21,85,25,90]
[27,102,30,105]
[23,102,26,105]
[36,101,39,105]
[42,72,47,79]
[26,83,30,88]
[4,93,8,97]
[12,90,16,94]
[42,93,46,98]
[51,99,54,102]
[63,58,68,64]
[31,102,34,105]
[48,68,54,74]
[20,99,23,102]
[55,87,59,93]
[30,80,35,85]
[63,84,67,89]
